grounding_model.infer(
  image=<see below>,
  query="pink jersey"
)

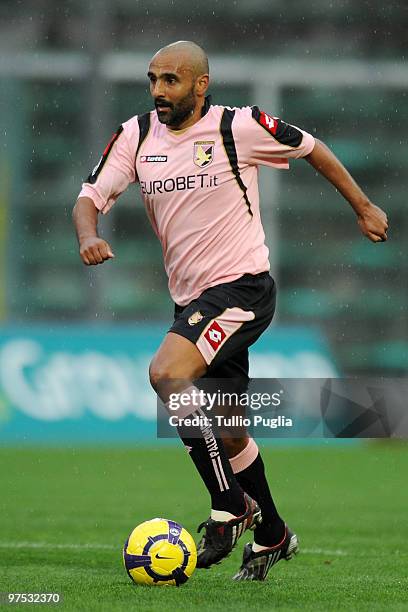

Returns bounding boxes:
[78,101,315,306]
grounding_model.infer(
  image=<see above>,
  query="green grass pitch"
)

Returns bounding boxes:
[0,443,407,611]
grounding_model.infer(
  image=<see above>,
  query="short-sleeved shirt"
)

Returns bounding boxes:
[78,101,315,306]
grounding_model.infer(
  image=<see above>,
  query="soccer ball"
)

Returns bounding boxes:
[123,518,197,586]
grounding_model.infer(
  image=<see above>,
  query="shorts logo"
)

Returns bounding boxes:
[188,311,204,326]
[140,155,168,162]
[194,141,214,167]
[204,321,226,351]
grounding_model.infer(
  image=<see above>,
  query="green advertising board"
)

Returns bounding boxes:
[0,325,337,443]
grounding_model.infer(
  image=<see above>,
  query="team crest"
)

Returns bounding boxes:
[193,141,214,167]
[188,311,204,326]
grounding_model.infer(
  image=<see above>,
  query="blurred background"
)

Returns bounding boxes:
[0,0,407,441]
[1,7,407,605]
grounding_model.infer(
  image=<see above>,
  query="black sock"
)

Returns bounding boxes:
[235,451,285,546]
[177,410,245,516]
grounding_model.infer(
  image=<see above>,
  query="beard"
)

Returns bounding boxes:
[155,88,195,128]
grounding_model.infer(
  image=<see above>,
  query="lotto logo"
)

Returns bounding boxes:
[204,321,226,351]
[140,155,168,163]
[260,111,278,135]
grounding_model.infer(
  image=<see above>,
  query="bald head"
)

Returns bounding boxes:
[152,41,209,78]
[148,41,210,129]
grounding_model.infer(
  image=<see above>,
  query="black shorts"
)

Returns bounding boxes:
[170,272,276,383]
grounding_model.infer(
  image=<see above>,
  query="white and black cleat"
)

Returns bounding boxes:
[196,493,261,569]
[232,526,299,581]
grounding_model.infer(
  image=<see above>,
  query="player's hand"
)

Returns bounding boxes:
[79,236,115,265]
[357,202,388,243]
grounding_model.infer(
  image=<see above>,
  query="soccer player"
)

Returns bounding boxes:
[73,41,388,581]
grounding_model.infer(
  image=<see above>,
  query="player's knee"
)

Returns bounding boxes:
[149,351,206,397]
[149,359,171,393]
[149,358,186,399]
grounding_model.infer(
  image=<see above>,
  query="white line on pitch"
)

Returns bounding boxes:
[0,541,116,550]
[0,543,406,557]
[301,548,348,556]
[0,542,348,555]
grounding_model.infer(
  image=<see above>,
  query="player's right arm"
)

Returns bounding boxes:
[73,119,138,266]
[73,197,114,265]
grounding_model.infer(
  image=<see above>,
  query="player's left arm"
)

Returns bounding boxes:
[304,139,388,243]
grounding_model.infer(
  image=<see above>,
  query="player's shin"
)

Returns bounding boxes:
[166,384,246,516]
[229,438,286,546]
